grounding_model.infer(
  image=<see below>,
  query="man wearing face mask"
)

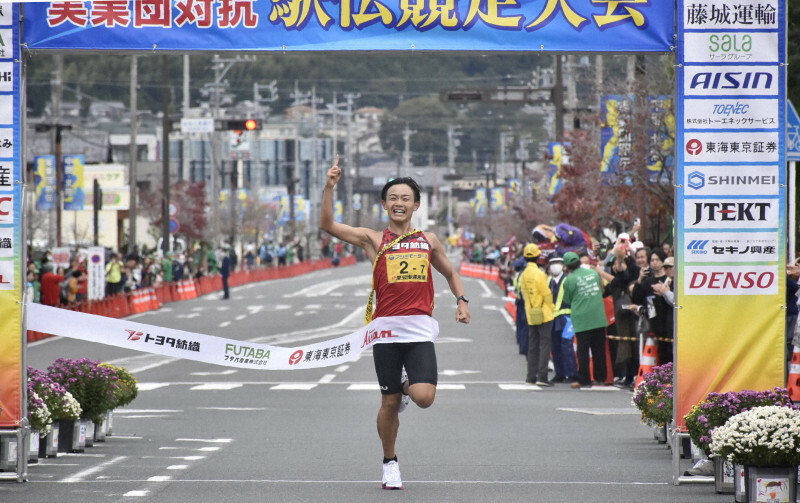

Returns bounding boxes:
[549,257,577,383]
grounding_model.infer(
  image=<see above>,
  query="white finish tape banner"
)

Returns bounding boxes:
[27,304,438,370]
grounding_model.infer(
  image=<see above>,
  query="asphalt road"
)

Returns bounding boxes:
[1,260,730,502]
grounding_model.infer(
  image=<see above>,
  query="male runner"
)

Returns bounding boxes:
[321,155,471,490]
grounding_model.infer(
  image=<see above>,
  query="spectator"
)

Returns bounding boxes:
[220,247,231,300]
[558,252,609,388]
[520,244,554,387]
[549,257,578,383]
[632,249,674,365]
[40,265,65,306]
[105,253,124,296]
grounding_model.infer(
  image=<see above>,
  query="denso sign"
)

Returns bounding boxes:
[683,265,778,296]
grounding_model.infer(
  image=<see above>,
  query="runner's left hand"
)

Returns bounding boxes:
[456,304,470,324]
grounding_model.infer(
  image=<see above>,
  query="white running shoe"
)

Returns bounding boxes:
[398,369,410,413]
[382,460,403,490]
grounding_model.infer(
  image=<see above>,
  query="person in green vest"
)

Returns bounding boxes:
[162,252,173,283]
[556,252,609,389]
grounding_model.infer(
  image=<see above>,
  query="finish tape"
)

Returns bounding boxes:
[27,303,438,370]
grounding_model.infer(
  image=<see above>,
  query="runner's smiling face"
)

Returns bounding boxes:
[382,184,419,223]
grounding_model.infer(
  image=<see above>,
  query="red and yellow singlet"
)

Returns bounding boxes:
[372,229,435,319]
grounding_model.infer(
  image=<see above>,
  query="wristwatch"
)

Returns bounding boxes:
[456,295,469,304]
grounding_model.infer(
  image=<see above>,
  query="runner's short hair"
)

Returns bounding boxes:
[381,177,421,203]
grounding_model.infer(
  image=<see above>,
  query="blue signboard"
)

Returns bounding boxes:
[22,0,673,52]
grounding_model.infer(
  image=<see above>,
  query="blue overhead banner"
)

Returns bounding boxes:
[22,0,674,52]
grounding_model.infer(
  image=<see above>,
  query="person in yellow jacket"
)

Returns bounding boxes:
[520,243,555,386]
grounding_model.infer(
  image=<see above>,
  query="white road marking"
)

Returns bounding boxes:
[197,407,267,411]
[436,384,466,390]
[216,306,231,311]
[271,383,318,390]
[436,336,472,344]
[176,313,200,319]
[176,438,233,443]
[440,369,481,376]
[190,370,238,376]
[478,279,495,298]
[219,321,231,328]
[148,476,171,482]
[499,384,541,391]
[173,456,206,461]
[557,407,638,415]
[484,304,515,327]
[283,275,371,298]
[62,455,127,483]
[124,490,149,497]
[318,374,336,383]
[117,415,171,419]
[167,465,188,470]
[114,409,183,414]
[190,383,243,391]
[335,365,350,372]
[235,314,247,321]
[198,446,221,452]
[135,383,171,391]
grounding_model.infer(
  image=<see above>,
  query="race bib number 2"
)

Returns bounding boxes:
[386,253,429,283]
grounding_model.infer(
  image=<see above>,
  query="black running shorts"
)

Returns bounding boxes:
[373,342,438,395]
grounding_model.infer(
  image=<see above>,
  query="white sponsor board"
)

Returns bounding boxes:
[683,132,780,163]
[684,198,779,229]
[181,118,215,134]
[683,265,778,295]
[684,65,779,97]
[683,98,779,131]
[683,1,778,30]
[683,32,779,64]
[683,231,778,263]
[684,165,779,196]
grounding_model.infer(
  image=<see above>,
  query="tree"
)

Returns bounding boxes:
[138,180,209,243]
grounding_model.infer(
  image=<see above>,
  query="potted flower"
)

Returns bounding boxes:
[632,362,673,442]
[710,406,800,503]
[97,364,138,440]
[27,366,81,456]
[26,389,50,463]
[47,358,119,451]
[684,387,794,493]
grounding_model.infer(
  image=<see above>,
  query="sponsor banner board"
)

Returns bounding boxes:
[675,0,785,431]
[682,32,779,64]
[682,132,780,163]
[683,232,778,263]
[683,98,779,131]
[683,198,779,230]
[87,247,105,301]
[683,165,780,196]
[683,65,779,97]
[0,3,21,429]
[683,265,778,296]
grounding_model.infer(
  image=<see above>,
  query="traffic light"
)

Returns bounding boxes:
[226,119,261,131]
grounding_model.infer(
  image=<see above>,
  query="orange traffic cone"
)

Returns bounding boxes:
[635,336,660,389]
[787,345,800,401]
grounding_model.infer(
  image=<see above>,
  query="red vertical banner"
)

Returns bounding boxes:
[0,4,23,429]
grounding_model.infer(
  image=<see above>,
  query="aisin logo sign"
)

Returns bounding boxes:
[687,171,705,190]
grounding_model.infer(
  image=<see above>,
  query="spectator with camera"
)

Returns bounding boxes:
[631,248,674,365]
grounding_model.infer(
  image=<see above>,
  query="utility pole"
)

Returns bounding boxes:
[51,55,63,246]
[446,125,460,238]
[344,92,359,223]
[129,55,138,253]
[161,55,171,254]
[553,54,564,142]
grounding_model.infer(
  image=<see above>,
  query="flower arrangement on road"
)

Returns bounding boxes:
[27,390,52,435]
[684,387,795,456]
[27,366,81,425]
[99,363,138,408]
[710,406,800,467]
[632,362,673,427]
[46,358,120,423]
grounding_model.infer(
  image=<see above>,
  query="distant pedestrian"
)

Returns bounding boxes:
[220,248,231,300]
[105,253,124,296]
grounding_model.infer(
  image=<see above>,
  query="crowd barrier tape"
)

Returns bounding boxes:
[27,256,357,343]
[27,303,431,371]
